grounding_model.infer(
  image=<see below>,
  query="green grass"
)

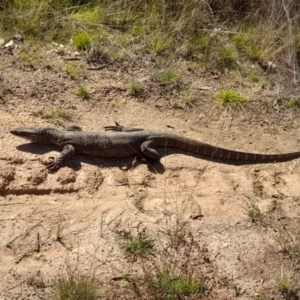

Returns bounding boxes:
[20,51,41,67]
[246,45,265,61]
[232,32,250,50]
[129,82,144,95]
[155,70,180,85]
[73,33,92,51]
[147,268,208,299]
[65,63,78,80]
[248,208,266,224]
[217,90,247,106]
[218,46,238,65]
[277,277,298,298]
[122,235,154,259]
[76,87,90,100]
[284,100,298,110]
[71,4,104,26]
[27,275,46,289]
[53,267,98,300]
[0,0,298,74]
[31,108,70,120]
[182,92,196,107]
[123,268,209,299]
[249,72,268,88]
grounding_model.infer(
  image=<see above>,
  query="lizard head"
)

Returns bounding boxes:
[10,127,58,144]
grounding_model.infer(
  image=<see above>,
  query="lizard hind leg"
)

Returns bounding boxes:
[141,140,161,161]
[104,122,144,132]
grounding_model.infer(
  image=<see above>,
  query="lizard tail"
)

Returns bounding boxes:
[154,134,300,162]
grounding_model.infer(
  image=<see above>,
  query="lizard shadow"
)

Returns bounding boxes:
[16,144,166,174]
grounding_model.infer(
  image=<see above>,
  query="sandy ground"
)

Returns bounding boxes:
[1,40,300,299]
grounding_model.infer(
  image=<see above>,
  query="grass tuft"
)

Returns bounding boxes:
[53,266,98,300]
[218,46,238,64]
[76,87,90,100]
[284,100,298,110]
[31,108,70,120]
[73,33,92,51]
[248,208,265,224]
[155,70,180,85]
[71,5,103,26]
[277,277,298,299]
[147,268,209,299]
[217,90,247,106]
[122,235,154,260]
[182,91,196,107]
[129,82,144,95]
[65,63,78,80]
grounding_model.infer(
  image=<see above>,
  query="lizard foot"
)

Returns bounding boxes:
[104,122,144,132]
[46,157,62,170]
[104,122,125,132]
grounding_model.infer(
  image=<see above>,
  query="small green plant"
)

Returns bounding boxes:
[217,90,247,106]
[73,33,92,51]
[147,268,209,299]
[249,72,268,88]
[148,33,172,53]
[131,24,146,37]
[27,275,46,288]
[246,44,265,61]
[218,47,238,63]
[76,87,90,100]
[31,108,70,121]
[277,277,298,298]
[71,5,104,26]
[65,63,77,80]
[20,51,40,67]
[182,92,196,107]
[53,266,98,300]
[232,33,249,50]
[156,70,180,85]
[189,33,212,55]
[129,82,144,95]
[122,235,154,259]
[284,100,297,110]
[248,208,265,224]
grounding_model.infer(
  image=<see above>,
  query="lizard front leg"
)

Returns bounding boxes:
[47,144,75,170]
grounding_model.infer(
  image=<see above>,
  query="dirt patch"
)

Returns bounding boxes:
[1,41,300,299]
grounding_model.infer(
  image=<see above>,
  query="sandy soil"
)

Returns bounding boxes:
[1,39,300,299]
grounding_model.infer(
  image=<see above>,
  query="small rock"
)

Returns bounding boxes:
[4,40,14,48]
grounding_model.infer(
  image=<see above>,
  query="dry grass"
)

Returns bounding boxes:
[1,0,298,75]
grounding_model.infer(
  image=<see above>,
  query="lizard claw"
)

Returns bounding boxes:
[104,122,124,132]
[46,157,61,170]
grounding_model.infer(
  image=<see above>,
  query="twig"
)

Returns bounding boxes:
[63,57,80,61]
[36,232,40,252]
[87,64,107,70]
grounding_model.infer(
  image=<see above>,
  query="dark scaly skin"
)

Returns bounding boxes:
[10,124,300,170]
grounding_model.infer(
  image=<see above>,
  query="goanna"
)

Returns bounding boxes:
[10,123,300,170]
